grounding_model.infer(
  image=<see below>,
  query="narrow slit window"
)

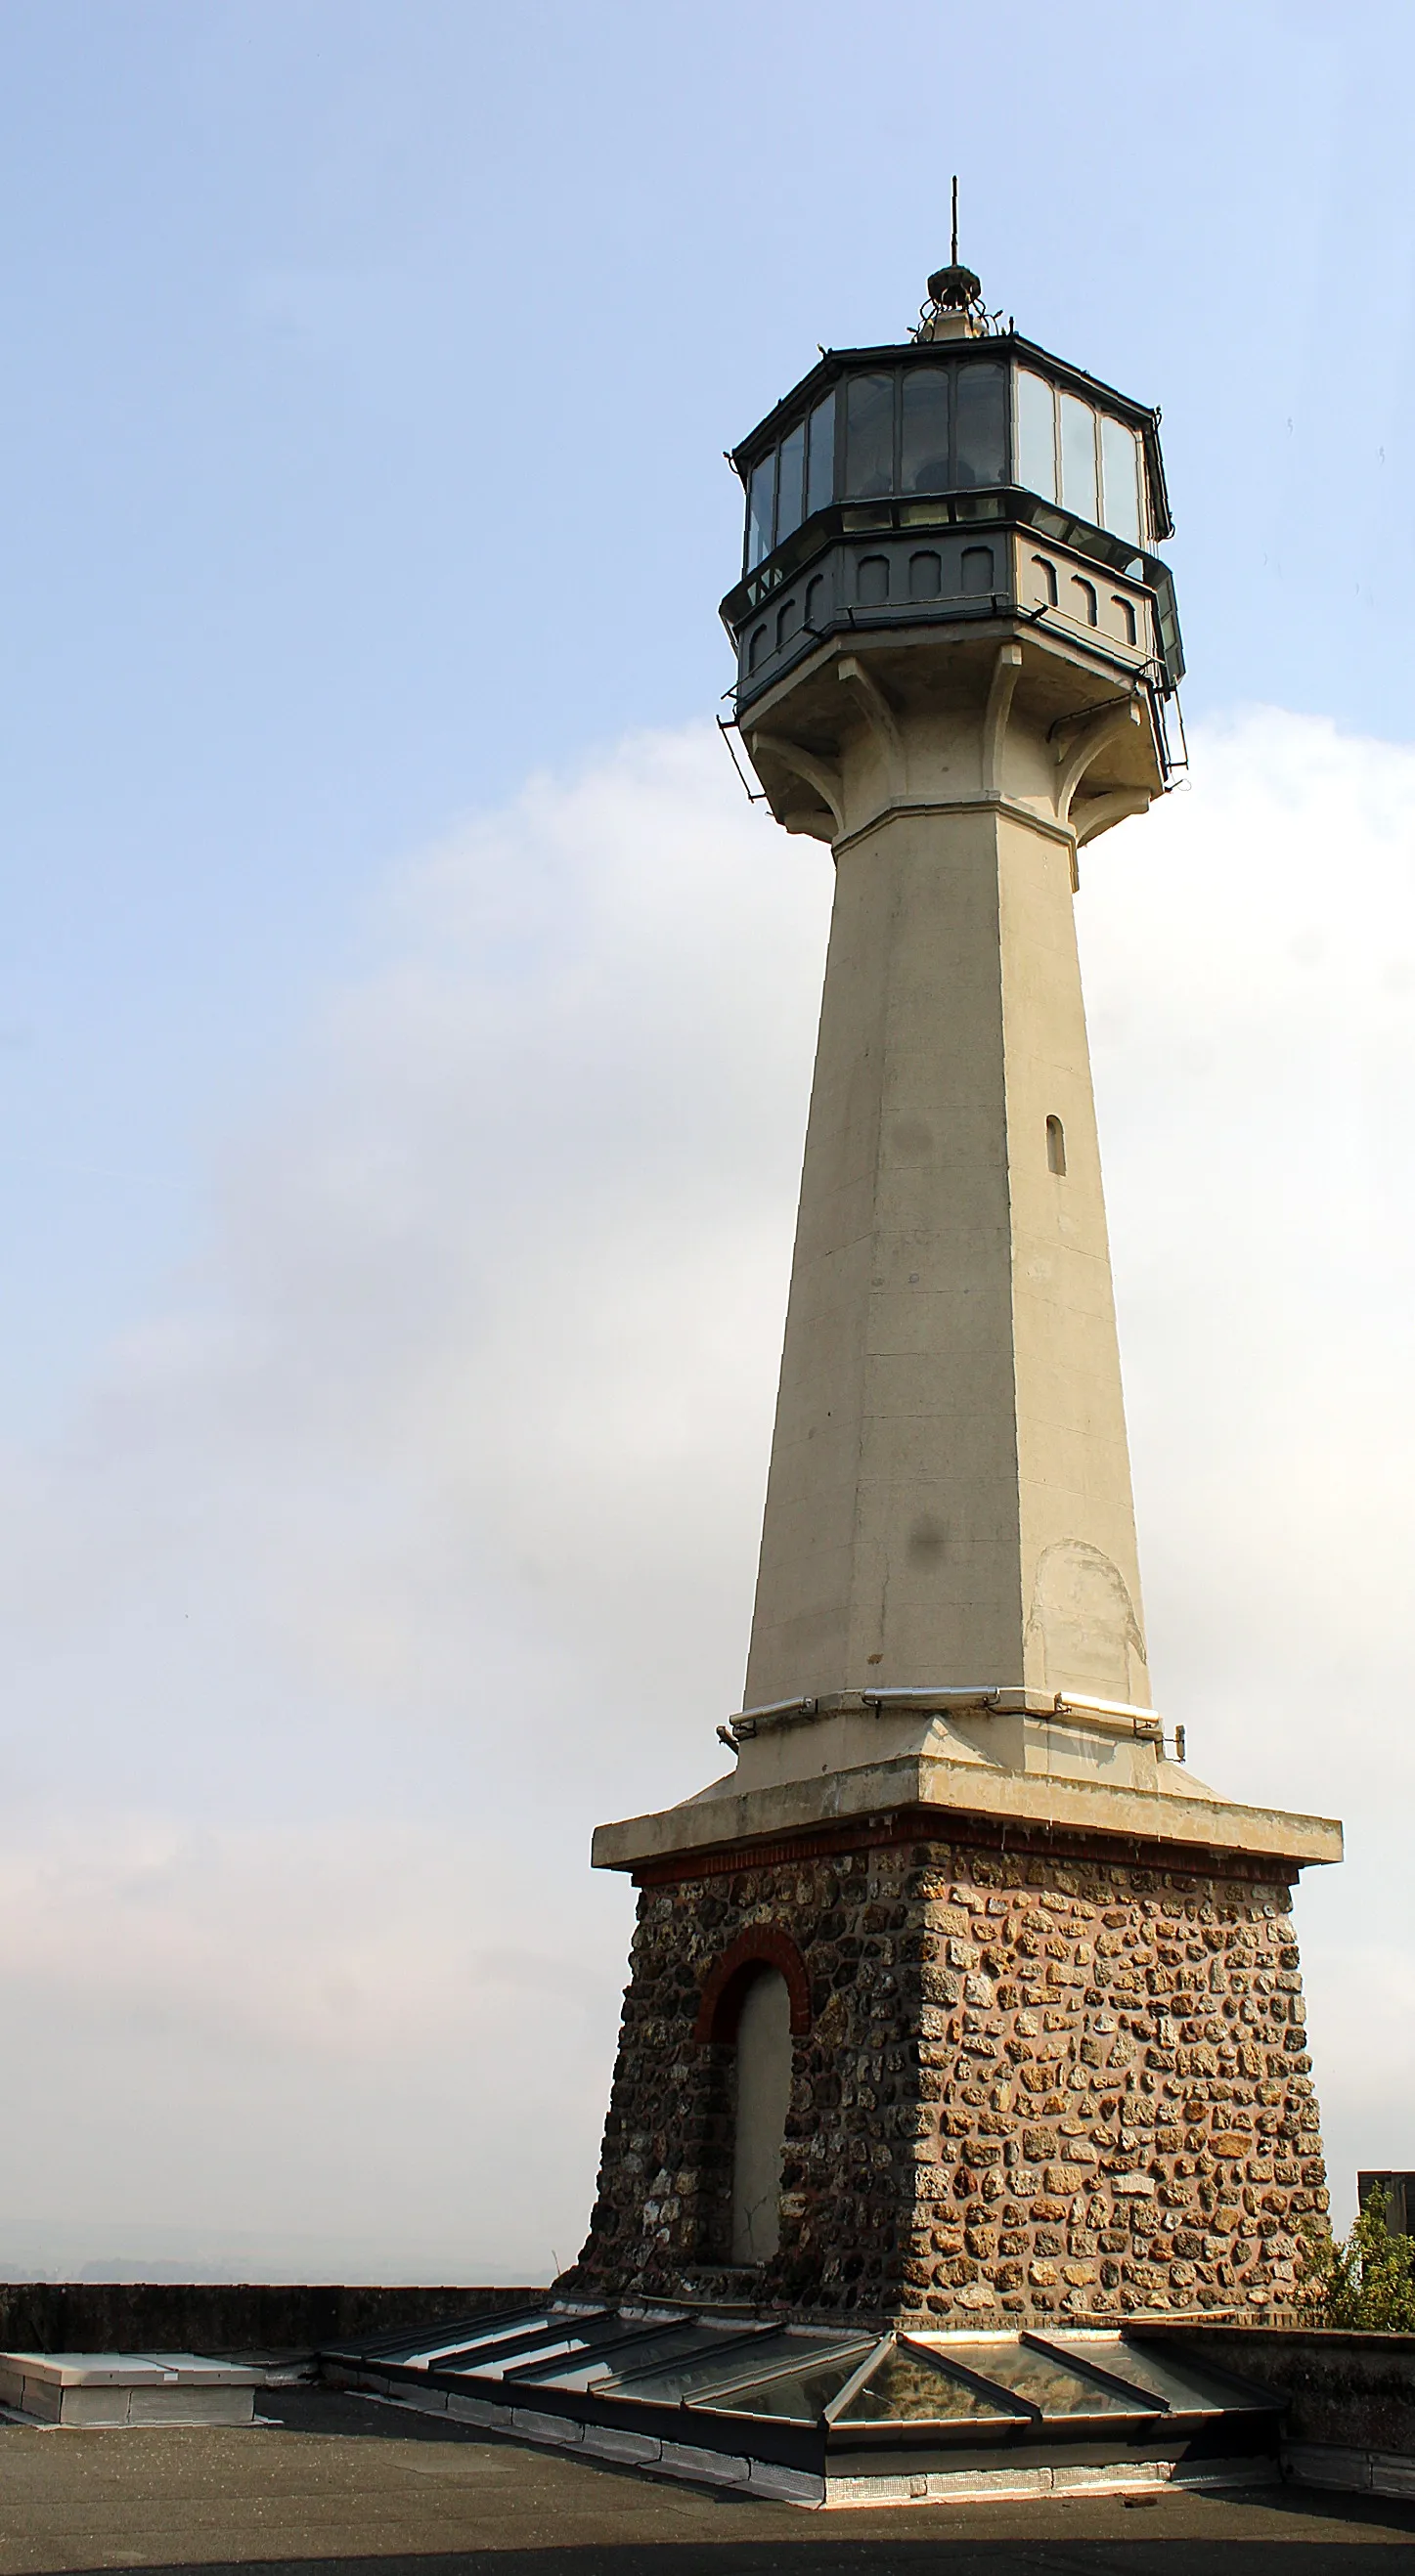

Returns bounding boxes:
[1032,553,1058,607]
[1071,575,1098,627]
[1113,593,1138,645]
[1046,1114,1067,1176]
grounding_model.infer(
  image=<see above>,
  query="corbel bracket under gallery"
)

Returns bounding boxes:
[837,653,906,796]
[1053,697,1144,831]
[1072,785,1153,848]
[981,639,1024,796]
[746,727,845,834]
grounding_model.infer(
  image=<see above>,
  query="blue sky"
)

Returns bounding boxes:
[0,1,1410,2275]
[2,0,1412,1420]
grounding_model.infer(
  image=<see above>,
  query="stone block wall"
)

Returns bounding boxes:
[562,1828,1328,2326]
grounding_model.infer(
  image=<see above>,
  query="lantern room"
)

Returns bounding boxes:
[721,283,1183,757]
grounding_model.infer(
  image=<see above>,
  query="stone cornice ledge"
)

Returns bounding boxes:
[591,1752,1343,1876]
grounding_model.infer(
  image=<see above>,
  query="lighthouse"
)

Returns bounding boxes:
[566,233,1341,2328]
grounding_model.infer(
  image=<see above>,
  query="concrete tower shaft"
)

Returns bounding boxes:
[740,630,1156,1725]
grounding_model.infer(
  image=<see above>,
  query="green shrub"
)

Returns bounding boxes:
[1299,2187,1415,2332]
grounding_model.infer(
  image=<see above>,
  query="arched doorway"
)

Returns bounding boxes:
[730,1965,792,2264]
[694,1926,811,2270]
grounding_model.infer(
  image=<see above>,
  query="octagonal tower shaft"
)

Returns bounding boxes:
[742,767,1144,1730]
[743,711,1148,1720]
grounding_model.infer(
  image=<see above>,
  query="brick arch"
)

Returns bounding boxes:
[693,1926,812,2043]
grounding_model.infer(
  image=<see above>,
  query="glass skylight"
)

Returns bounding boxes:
[916,2336,1150,2417]
[835,2340,1025,2423]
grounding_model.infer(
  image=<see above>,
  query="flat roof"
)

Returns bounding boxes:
[3,2381,1413,2570]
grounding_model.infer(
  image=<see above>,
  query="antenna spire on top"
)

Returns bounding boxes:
[920,179,984,332]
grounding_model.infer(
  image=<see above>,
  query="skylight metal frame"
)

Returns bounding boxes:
[318,2303,1287,2487]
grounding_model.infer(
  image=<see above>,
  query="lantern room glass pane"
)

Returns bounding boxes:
[747,453,776,567]
[1060,393,1098,522]
[1016,370,1056,501]
[901,367,951,493]
[845,372,895,498]
[806,390,836,515]
[776,422,805,545]
[955,362,1006,487]
[1100,415,1142,545]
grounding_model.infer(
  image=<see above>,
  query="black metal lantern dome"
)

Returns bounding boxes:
[721,254,1183,792]
[925,257,982,310]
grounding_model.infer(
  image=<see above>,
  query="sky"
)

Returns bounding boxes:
[0,0,1411,2278]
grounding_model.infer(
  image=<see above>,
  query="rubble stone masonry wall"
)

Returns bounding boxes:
[564,1832,1328,2325]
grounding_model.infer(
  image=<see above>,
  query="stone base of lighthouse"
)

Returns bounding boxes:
[562,1817,1328,2329]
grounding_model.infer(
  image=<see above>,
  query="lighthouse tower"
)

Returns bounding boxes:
[566,239,1341,2328]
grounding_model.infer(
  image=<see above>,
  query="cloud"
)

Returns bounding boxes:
[1080,706,1415,2215]
[0,706,1409,2272]
[0,726,829,2279]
